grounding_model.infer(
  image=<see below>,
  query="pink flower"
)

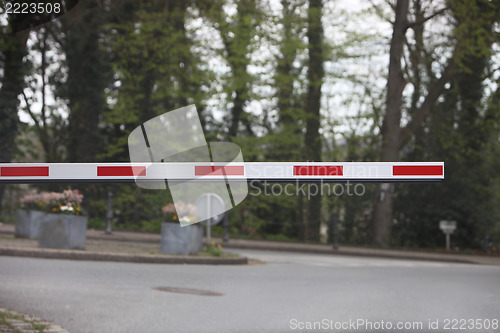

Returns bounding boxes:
[162,203,176,214]
[161,202,197,216]
[19,189,84,210]
[186,204,196,216]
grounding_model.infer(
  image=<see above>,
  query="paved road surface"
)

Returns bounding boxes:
[0,250,499,332]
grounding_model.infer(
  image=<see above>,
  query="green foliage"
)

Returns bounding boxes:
[450,0,500,73]
[88,217,106,229]
[101,1,211,161]
[140,219,163,233]
[263,233,293,242]
[107,185,170,228]
[0,215,15,223]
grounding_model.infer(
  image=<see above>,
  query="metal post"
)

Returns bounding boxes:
[331,211,338,250]
[206,194,211,244]
[105,191,113,234]
[446,232,450,251]
[207,220,211,243]
[223,212,229,242]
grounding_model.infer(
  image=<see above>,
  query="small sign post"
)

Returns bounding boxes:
[439,220,456,251]
[105,191,113,234]
[196,193,225,243]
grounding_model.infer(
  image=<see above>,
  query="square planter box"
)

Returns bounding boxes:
[38,213,88,250]
[161,222,203,255]
[15,209,46,239]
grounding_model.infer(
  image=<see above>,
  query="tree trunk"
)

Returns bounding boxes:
[0,23,29,213]
[221,0,255,138]
[371,0,409,246]
[64,0,107,163]
[229,89,247,137]
[275,0,301,159]
[372,0,456,246]
[304,0,324,242]
[172,2,207,131]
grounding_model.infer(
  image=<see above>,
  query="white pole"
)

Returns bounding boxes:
[206,194,211,244]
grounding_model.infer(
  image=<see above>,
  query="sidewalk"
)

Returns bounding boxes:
[215,237,500,266]
[1,222,499,266]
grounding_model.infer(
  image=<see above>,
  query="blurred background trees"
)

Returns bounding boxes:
[1,0,500,250]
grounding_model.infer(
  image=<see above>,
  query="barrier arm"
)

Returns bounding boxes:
[0,162,444,183]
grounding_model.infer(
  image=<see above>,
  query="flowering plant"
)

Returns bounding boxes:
[19,189,84,215]
[161,202,196,223]
[204,240,223,257]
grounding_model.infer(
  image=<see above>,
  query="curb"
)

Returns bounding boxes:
[220,242,479,265]
[0,246,248,265]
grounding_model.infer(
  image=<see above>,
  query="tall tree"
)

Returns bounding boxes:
[371,0,455,246]
[392,0,500,249]
[272,0,305,161]
[304,0,324,241]
[102,0,206,161]
[21,26,67,163]
[95,1,211,224]
[0,13,30,212]
[61,0,109,163]
[200,0,260,138]
[272,0,307,240]
[0,0,80,209]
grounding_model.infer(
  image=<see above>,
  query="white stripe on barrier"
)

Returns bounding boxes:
[0,162,444,183]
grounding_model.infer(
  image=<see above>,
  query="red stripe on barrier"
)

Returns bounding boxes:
[293,166,343,176]
[97,166,146,177]
[195,166,245,176]
[1,166,49,177]
[393,165,443,176]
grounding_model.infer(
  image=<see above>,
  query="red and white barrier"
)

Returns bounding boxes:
[0,162,444,183]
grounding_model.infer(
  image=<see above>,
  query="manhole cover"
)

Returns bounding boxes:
[154,287,223,296]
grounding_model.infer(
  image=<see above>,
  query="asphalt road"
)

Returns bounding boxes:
[0,250,499,333]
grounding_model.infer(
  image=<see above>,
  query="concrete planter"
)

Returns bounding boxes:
[160,222,203,255]
[38,213,88,250]
[15,209,46,239]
